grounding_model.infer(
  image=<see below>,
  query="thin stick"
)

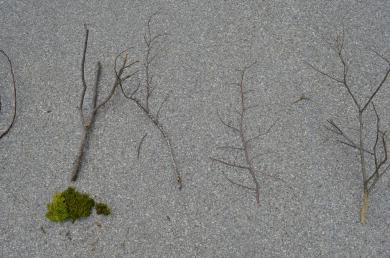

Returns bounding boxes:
[0,50,17,140]
[79,24,89,126]
[70,62,102,182]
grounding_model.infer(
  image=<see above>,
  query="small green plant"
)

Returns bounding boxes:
[45,193,69,222]
[95,203,110,216]
[46,187,109,222]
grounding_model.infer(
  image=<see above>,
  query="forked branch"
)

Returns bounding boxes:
[119,13,182,189]
[307,29,390,224]
[70,25,138,182]
[211,63,284,205]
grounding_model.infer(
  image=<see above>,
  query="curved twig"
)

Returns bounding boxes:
[0,50,17,140]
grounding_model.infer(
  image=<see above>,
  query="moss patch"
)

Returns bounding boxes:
[45,193,69,222]
[46,187,109,222]
[95,203,111,215]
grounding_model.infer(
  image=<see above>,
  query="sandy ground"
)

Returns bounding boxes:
[1,0,390,257]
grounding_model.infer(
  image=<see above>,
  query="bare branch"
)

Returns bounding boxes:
[118,13,182,189]
[70,62,102,182]
[212,62,285,206]
[70,26,133,182]
[305,36,361,110]
[309,29,390,223]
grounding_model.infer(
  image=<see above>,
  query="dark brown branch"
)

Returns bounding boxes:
[0,50,17,140]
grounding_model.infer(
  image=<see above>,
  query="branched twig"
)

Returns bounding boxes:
[119,13,182,189]
[0,50,17,140]
[70,25,138,182]
[307,29,390,224]
[211,63,286,205]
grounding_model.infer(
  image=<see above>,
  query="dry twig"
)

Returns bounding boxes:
[210,63,286,205]
[118,13,182,189]
[307,29,390,224]
[70,25,138,182]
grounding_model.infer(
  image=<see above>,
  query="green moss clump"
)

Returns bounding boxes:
[46,187,95,222]
[62,187,95,222]
[95,203,111,216]
[45,193,69,222]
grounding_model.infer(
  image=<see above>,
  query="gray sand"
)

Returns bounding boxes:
[1,0,390,257]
